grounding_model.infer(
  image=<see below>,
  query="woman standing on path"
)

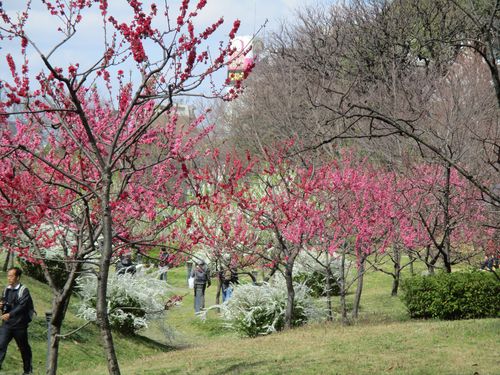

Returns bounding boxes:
[190,260,211,313]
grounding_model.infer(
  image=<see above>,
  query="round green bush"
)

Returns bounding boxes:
[401,270,500,320]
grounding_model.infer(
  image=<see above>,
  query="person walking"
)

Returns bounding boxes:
[220,268,239,303]
[158,248,170,281]
[0,267,34,375]
[190,260,210,313]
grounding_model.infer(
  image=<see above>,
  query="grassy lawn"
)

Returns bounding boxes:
[0,272,170,375]
[72,318,500,375]
[0,260,498,374]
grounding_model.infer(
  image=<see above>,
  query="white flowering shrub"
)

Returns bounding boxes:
[214,279,322,337]
[76,271,175,335]
[293,252,349,297]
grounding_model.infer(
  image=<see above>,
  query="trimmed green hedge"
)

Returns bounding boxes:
[400,271,500,320]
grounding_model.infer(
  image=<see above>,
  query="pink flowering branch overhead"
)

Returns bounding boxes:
[0,2,253,374]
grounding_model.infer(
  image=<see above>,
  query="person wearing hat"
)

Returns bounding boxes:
[190,260,211,313]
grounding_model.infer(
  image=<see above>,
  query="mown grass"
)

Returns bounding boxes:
[1,259,499,374]
[71,318,500,375]
[0,270,171,375]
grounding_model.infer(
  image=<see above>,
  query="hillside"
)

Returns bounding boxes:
[0,271,169,375]
[70,318,500,375]
[1,266,498,374]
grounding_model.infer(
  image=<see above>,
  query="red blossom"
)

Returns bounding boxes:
[229,19,240,39]
[6,54,16,76]
[196,0,207,10]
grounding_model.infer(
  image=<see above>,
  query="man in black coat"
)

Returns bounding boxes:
[0,267,34,375]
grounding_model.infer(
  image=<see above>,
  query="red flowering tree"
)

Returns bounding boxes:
[179,150,265,303]
[398,163,492,274]
[199,146,411,327]
[364,171,429,297]
[185,201,264,303]
[195,145,325,329]
[0,1,250,373]
[312,154,407,323]
[247,162,325,328]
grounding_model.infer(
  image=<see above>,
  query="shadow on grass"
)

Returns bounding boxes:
[129,332,179,352]
[218,361,269,375]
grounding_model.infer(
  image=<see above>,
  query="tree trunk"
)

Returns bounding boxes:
[47,325,61,375]
[215,274,222,313]
[263,263,279,282]
[47,295,70,375]
[324,252,333,321]
[46,264,82,375]
[442,245,452,273]
[283,262,295,330]
[425,245,439,274]
[441,163,452,273]
[96,183,121,375]
[339,251,349,326]
[409,254,415,275]
[391,274,400,297]
[391,244,401,296]
[214,259,221,309]
[352,255,365,319]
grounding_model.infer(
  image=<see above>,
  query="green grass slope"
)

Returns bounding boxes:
[0,272,169,375]
[73,318,500,375]
[80,267,500,375]
[1,264,499,375]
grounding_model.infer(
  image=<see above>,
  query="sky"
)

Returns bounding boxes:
[0,0,330,98]
[183,0,323,35]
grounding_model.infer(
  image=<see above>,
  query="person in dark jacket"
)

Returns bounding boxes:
[158,248,171,281]
[0,267,33,375]
[190,260,210,313]
[219,268,239,303]
[116,254,136,275]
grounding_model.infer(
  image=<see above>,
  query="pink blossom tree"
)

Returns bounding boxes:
[0,1,250,373]
[398,163,492,274]
[196,145,325,329]
[313,154,405,323]
[198,146,401,326]
[182,150,267,301]
[201,146,403,327]
[186,202,264,303]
